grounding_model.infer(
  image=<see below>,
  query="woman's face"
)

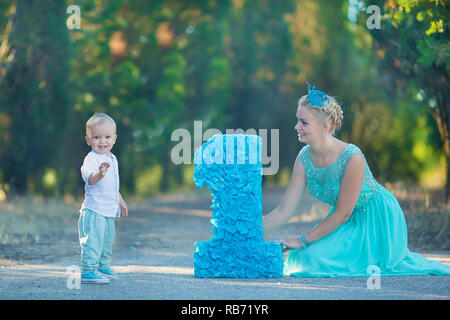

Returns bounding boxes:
[295,106,324,143]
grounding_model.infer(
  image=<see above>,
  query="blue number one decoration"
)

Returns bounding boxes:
[193,134,283,278]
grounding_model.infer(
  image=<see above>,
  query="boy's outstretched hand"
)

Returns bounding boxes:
[99,162,110,176]
[87,162,110,185]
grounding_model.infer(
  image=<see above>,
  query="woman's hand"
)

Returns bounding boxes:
[280,238,302,251]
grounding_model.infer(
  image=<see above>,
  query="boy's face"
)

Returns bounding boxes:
[85,122,117,154]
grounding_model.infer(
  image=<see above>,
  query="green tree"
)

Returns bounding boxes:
[0,0,70,195]
[364,0,449,201]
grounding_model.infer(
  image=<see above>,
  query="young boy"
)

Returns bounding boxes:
[78,112,128,284]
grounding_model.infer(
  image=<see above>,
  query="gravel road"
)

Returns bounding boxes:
[1,190,449,300]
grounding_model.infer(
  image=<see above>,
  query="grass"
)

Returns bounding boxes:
[406,210,449,251]
[385,181,450,251]
[0,195,81,244]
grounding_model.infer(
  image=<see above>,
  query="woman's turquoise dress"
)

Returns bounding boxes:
[284,143,450,277]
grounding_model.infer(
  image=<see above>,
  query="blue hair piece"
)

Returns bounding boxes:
[307,81,329,107]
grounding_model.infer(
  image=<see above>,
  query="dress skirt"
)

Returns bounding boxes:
[284,184,450,277]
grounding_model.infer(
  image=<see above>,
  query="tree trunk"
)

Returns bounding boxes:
[429,95,450,207]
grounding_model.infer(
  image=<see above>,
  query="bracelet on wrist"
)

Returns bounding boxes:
[297,234,310,248]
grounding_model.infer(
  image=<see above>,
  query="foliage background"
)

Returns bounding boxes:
[0,0,447,202]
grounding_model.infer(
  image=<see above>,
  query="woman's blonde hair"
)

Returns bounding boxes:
[297,94,344,135]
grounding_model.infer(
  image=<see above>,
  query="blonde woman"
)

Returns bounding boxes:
[263,83,450,277]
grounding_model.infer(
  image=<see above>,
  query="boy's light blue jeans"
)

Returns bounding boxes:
[78,208,116,275]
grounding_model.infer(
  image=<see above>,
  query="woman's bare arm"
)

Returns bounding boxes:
[263,155,306,234]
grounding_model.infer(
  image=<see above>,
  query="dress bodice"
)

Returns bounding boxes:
[298,143,381,212]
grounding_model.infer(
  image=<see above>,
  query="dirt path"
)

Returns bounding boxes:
[1,189,449,300]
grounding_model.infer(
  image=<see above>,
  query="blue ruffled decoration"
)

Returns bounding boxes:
[193,134,283,278]
[307,81,329,107]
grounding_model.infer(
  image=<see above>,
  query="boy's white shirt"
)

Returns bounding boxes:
[80,149,120,218]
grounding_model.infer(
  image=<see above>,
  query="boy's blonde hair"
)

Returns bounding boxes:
[86,113,116,134]
[297,95,344,135]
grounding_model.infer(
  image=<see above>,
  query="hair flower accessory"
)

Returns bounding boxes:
[307,81,329,107]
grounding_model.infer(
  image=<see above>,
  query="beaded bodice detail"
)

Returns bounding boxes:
[299,143,381,212]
